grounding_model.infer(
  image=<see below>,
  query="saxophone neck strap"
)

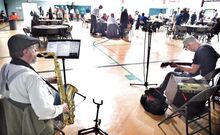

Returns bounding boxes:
[10,58,58,91]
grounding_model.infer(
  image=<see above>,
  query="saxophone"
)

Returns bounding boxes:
[38,52,78,125]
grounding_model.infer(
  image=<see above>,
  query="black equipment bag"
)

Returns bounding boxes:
[140,88,168,115]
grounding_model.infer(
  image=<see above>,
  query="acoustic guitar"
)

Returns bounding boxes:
[160,62,191,68]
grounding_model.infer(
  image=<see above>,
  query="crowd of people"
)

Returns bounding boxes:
[170,8,220,41]
[89,5,135,40]
[0,10,20,22]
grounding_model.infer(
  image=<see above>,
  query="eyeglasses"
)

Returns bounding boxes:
[185,44,193,51]
[28,44,38,51]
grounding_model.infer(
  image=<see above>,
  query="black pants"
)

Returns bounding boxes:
[120,23,127,38]
[90,15,97,34]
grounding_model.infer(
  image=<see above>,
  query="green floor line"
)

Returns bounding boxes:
[92,42,143,82]
[92,39,110,46]
[0,24,9,31]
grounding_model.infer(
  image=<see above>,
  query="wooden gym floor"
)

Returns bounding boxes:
[0,21,220,135]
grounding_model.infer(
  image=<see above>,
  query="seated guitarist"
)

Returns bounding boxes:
[157,35,219,94]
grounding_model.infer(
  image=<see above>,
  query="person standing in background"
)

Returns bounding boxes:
[39,7,44,17]
[120,8,128,38]
[135,14,141,30]
[190,11,197,25]
[47,7,54,20]
[0,10,7,22]
[128,14,134,29]
[90,5,103,35]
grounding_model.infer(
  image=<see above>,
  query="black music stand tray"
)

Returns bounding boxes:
[43,39,86,99]
[78,99,108,135]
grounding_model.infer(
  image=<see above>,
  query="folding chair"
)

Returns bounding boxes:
[60,25,73,39]
[174,25,187,39]
[195,27,208,42]
[203,68,220,109]
[158,84,220,135]
[64,26,73,39]
[23,27,32,36]
[215,30,220,42]
[203,68,220,85]
[0,98,65,135]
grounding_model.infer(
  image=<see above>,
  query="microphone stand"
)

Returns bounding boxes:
[130,26,157,89]
[61,58,86,100]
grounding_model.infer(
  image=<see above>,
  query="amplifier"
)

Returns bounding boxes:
[165,75,209,105]
[178,82,209,93]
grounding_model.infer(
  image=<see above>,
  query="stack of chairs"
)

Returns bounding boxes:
[174,25,187,39]
[60,24,73,39]
[194,27,208,42]
[23,27,32,36]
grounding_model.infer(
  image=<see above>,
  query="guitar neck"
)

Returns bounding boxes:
[160,62,191,68]
[173,62,191,66]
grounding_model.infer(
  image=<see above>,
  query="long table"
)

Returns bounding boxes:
[32,25,68,37]
[181,24,211,35]
[38,19,63,25]
[31,25,69,45]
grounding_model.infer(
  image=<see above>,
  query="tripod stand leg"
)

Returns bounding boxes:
[78,127,95,135]
[97,129,108,135]
[78,99,108,135]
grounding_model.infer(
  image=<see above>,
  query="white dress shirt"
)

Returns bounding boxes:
[91,8,100,18]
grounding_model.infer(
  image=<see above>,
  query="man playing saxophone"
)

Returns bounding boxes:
[0,34,69,134]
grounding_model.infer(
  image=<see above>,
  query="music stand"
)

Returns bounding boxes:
[40,39,86,99]
[130,22,157,89]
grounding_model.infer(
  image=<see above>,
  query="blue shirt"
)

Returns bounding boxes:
[175,14,183,25]
[140,16,148,24]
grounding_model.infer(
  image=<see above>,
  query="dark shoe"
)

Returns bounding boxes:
[146,87,166,102]
[101,34,106,37]
[148,87,164,94]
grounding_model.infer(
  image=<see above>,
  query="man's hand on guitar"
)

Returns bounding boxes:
[170,62,178,67]
[160,61,177,68]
